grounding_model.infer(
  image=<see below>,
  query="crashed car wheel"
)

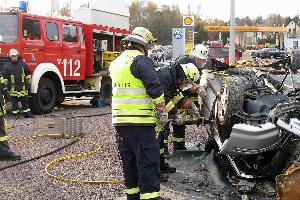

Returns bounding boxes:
[217,76,244,126]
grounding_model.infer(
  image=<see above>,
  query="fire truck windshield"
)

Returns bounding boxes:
[0,14,18,42]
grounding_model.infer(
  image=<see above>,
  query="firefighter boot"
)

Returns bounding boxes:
[0,152,21,161]
[24,112,35,118]
[126,193,140,200]
[160,156,176,173]
[160,172,169,182]
[173,141,187,151]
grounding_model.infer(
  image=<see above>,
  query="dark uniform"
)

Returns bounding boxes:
[2,58,33,117]
[156,63,192,171]
[171,55,200,151]
[0,73,21,160]
[110,47,165,200]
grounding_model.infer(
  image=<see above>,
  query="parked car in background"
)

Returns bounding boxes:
[260,48,287,59]
[209,46,242,64]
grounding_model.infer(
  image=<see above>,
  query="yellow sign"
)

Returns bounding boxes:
[183,16,194,27]
[204,25,288,32]
[185,42,194,55]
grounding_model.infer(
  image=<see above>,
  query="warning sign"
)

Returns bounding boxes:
[183,16,195,27]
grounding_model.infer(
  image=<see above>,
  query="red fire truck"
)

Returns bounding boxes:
[0,11,130,114]
[208,46,242,64]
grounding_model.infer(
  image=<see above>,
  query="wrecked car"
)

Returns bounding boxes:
[201,59,300,179]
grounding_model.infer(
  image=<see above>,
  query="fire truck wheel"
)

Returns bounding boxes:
[101,78,112,106]
[30,78,57,114]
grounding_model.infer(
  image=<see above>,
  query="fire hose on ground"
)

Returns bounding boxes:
[0,112,123,185]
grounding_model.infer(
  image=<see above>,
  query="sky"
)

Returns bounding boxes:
[0,0,299,20]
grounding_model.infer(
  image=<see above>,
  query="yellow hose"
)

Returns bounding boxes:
[10,133,123,184]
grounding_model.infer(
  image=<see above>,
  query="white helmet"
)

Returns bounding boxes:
[9,48,19,57]
[180,63,200,83]
[123,27,157,47]
[190,44,209,60]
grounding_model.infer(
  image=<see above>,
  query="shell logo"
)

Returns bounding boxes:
[183,16,194,27]
[184,17,193,26]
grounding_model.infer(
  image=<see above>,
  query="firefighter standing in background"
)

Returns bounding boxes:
[0,72,21,161]
[170,44,209,152]
[156,62,201,174]
[2,49,34,118]
[110,27,170,200]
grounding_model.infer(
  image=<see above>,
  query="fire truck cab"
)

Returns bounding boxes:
[0,11,130,114]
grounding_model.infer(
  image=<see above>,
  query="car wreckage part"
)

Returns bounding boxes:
[276,163,300,199]
[219,123,280,156]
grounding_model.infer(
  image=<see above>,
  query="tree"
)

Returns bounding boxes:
[58,3,70,17]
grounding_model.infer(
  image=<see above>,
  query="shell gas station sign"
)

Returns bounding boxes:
[183,16,195,54]
[183,16,195,27]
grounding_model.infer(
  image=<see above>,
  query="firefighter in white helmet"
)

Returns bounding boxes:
[110,27,170,200]
[162,44,209,155]
[2,49,34,118]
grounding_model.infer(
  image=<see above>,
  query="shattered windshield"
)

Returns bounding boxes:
[0,14,18,42]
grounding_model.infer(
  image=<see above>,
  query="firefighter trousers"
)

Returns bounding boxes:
[0,117,12,156]
[173,124,186,149]
[11,96,31,115]
[115,126,160,200]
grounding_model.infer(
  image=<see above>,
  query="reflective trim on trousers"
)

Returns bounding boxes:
[113,87,147,95]
[164,139,168,144]
[22,109,31,113]
[173,137,185,143]
[140,192,160,199]
[0,135,9,142]
[126,187,140,195]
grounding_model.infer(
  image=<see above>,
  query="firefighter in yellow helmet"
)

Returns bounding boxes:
[2,49,34,118]
[110,27,170,200]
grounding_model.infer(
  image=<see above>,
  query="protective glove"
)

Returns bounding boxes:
[173,113,184,125]
[191,83,206,97]
[155,102,169,125]
[187,101,201,119]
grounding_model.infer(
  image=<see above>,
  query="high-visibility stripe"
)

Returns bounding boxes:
[10,75,15,92]
[126,187,140,194]
[173,137,185,143]
[3,78,8,84]
[0,135,9,142]
[112,116,156,124]
[152,93,165,105]
[4,119,8,132]
[22,109,31,113]
[112,98,152,105]
[113,109,155,116]
[190,96,199,102]
[160,148,164,154]
[164,139,168,144]
[172,93,184,105]
[113,88,146,95]
[25,75,32,79]
[12,110,20,114]
[0,77,6,84]
[140,192,160,199]
[113,104,154,110]
[166,101,175,112]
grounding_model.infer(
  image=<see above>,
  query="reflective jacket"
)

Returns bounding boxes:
[2,58,31,97]
[110,50,164,126]
[0,74,7,117]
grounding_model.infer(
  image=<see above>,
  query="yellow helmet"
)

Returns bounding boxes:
[180,63,200,83]
[123,27,157,47]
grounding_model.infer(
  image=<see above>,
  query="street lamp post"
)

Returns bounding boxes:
[229,0,235,65]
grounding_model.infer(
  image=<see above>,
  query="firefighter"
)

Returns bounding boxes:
[0,72,21,161]
[2,49,34,118]
[170,44,209,152]
[156,62,201,174]
[110,27,170,200]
